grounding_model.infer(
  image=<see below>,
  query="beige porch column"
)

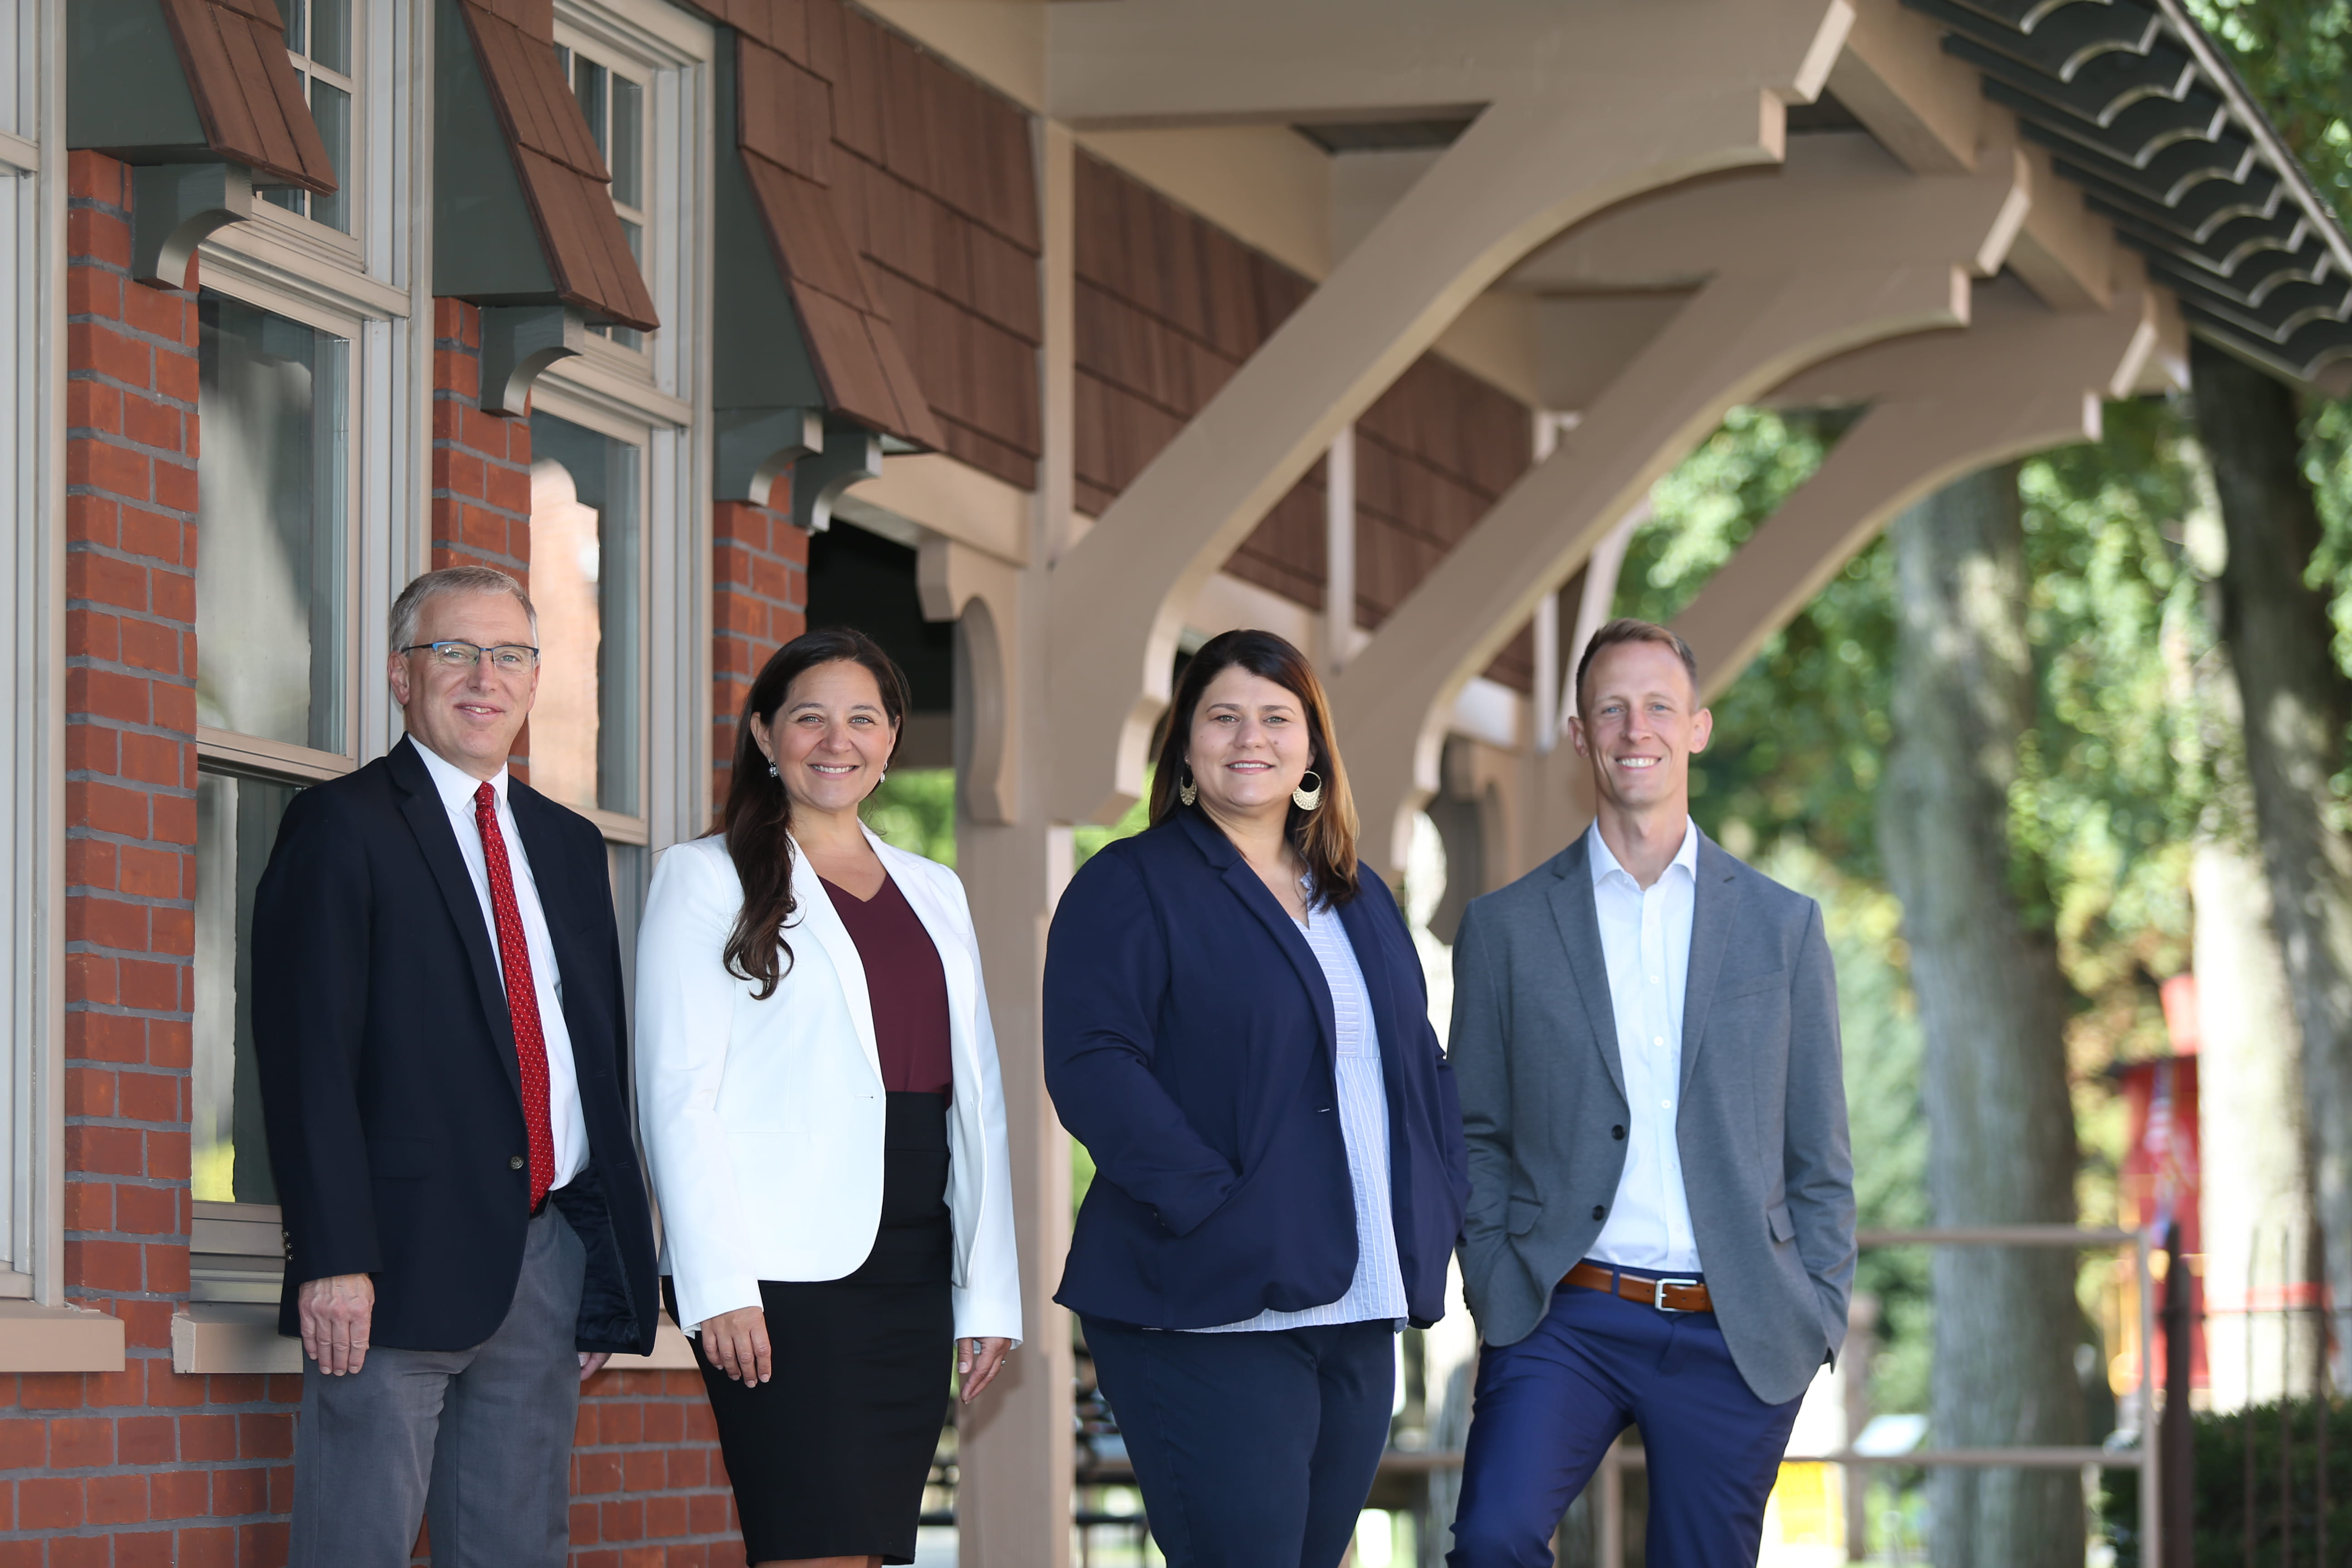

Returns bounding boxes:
[1331,130,2030,875]
[1043,0,1856,825]
[1673,274,2176,701]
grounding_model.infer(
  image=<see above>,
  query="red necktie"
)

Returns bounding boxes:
[475,782,556,1211]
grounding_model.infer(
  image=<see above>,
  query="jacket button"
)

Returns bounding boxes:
[1611,1125,1626,1140]
[1591,1205,1607,1221]
[509,1156,525,1171]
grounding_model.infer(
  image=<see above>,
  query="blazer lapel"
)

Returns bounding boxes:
[1177,812,1335,1057]
[1678,832,1742,1098]
[1545,834,1628,1102]
[387,738,521,1097]
[867,827,978,1055]
[789,838,884,1088]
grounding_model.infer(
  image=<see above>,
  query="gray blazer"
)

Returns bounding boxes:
[1450,828,1856,1406]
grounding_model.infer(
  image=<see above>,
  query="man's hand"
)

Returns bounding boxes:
[957,1337,1013,1405]
[578,1352,612,1382]
[700,1305,771,1386]
[298,1273,375,1376]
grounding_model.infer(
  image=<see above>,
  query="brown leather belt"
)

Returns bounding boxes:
[1563,1260,1713,1314]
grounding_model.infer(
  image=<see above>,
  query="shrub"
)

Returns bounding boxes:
[2101,1397,2352,1566]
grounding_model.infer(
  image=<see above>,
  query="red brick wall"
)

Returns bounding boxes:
[710,496,809,818]
[0,143,309,1568]
[566,1369,736,1568]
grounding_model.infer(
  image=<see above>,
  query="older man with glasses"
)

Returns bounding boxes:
[250,564,659,1568]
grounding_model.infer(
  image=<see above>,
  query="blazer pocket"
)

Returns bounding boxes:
[1507,1196,1543,1237]
[1767,1200,1796,1244]
[1721,968,1790,1001]
[369,1137,439,1181]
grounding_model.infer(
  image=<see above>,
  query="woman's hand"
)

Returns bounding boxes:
[958,1336,1013,1405]
[700,1304,772,1386]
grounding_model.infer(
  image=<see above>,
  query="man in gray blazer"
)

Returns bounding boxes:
[1445,618,1855,1568]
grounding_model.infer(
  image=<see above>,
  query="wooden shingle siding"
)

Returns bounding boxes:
[155,0,335,191]
[709,0,1041,483]
[1073,149,1538,681]
[458,0,660,332]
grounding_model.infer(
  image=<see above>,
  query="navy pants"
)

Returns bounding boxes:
[1085,1317,1395,1568]
[1448,1270,1804,1568]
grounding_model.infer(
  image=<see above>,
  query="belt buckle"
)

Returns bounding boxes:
[1652,1276,1701,1313]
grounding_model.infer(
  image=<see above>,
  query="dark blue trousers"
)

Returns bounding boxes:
[1448,1269,1804,1568]
[1084,1317,1395,1568]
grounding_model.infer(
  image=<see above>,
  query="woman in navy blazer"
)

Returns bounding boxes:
[1046,628,1469,1568]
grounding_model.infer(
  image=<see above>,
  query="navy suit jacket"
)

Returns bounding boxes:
[1044,809,1469,1329]
[250,736,659,1355]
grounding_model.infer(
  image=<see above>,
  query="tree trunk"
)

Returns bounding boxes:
[2189,336,2352,1378]
[1877,465,2085,1568]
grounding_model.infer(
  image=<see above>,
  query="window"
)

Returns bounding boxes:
[191,773,299,1206]
[193,293,351,755]
[190,292,357,1218]
[261,0,355,234]
[529,408,643,820]
[558,41,646,350]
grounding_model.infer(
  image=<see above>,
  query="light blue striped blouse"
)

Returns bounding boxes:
[1192,890,1409,1333]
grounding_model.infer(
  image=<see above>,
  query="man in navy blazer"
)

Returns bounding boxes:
[252,566,657,1568]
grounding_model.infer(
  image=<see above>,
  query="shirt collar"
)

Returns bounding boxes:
[1586,816,1700,890]
[411,735,509,818]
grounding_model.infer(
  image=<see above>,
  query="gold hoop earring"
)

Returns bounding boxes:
[1292,771,1323,812]
[1178,769,1198,807]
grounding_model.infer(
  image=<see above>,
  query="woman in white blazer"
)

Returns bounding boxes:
[635,627,1020,1568]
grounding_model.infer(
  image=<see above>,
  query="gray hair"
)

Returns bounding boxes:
[389,565,539,653]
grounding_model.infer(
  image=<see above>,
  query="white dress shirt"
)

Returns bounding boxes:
[1588,817,1702,1274]
[1196,886,1408,1332]
[412,740,589,1190]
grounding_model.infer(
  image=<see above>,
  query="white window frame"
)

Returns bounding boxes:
[171,0,433,1374]
[521,382,653,846]
[543,0,711,862]
[0,0,62,1317]
[255,0,363,245]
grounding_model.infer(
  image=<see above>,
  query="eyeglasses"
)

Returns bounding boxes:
[400,641,541,672]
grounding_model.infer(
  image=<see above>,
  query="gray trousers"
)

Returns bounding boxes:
[289,1205,587,1568]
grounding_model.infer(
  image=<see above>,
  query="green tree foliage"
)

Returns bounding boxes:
[861,767,958,866]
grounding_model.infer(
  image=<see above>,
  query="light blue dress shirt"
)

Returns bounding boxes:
[1194,887,1408,1332]
[1587,817,1702,1274]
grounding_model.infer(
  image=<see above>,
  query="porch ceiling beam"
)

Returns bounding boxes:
[1827,0,1980,174]
[1042,0,1856,826]
[1329,132,2032,874]
[1045,0,1843,128]
[1676,274,2173,704]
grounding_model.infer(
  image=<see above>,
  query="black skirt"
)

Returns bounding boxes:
[676,1091,954,1567]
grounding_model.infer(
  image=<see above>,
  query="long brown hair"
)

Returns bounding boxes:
[1148,628,1361,906]
[720,627,910,999]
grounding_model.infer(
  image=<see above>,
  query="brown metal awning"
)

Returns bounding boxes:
[458,0,659,332]
[155,0,335,191]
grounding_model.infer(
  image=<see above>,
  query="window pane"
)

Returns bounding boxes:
[527,413,641,815]
[309,0,350,74]
[278,0,306,60]
[196,294,350,751]
[193,772,301,1206]
[573,56,608,161]
[311,80,351,234]
[609,75,642,209]
[261,186,304,218]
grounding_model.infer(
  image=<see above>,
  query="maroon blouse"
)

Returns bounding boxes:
[818,874,954,1096]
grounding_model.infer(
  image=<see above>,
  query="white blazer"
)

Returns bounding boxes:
[634,828,1023,1342]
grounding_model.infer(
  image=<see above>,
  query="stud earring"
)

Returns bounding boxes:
[1178,769,1198,807]
[1292,770,1324,812]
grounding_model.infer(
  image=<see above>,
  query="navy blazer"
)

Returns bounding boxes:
[250,736,659,1355]
[1044,809,1469,1329]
